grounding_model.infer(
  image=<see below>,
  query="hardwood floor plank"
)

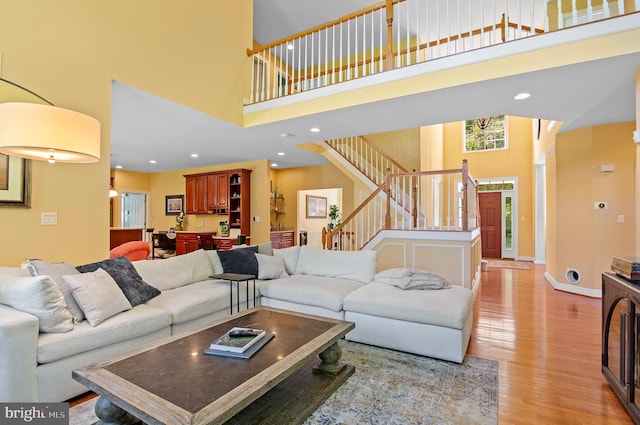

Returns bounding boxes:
[469,264,633,424]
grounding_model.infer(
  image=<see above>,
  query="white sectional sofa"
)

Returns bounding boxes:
[0,244,474,403]
[260,246,474,363]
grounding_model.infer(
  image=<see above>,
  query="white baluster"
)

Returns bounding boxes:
[557,0,563,29]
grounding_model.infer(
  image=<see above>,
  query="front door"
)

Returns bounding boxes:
[479,192,502,258]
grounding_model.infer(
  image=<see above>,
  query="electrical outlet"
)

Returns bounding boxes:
[253,216,260,222]
[618,215,625,223]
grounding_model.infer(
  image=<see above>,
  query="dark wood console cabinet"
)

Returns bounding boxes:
[602,272,640,424]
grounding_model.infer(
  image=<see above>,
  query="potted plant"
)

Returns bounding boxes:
[327,204,341,230]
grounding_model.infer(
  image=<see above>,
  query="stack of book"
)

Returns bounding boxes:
[204,327,273,359]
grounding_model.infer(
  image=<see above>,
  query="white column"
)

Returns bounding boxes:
[535,162,547,264]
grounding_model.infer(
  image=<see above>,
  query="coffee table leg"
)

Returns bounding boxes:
[314,342,346,376]
[95,395,140,425]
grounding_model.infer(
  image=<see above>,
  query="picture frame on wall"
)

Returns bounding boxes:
[306,195,327,218]
[165,195,184,215]
[0,154,31,208]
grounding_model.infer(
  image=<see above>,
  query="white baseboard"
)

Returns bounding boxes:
[544,272,602,298]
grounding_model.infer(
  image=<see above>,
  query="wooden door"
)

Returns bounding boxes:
[479,192,502,258]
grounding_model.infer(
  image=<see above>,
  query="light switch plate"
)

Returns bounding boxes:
[41,212,58,225]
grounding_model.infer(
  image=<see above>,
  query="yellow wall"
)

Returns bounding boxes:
[0,1,252,266]
[442,116,535,258]
[365,128,421,171]
[553,122,636,292]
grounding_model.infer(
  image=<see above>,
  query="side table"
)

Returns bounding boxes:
[211,273,256,314]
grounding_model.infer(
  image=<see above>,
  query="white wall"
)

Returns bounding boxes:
[297,188,342,248]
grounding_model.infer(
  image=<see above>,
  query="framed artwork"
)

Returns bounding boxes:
[0,154,31,208]
[306,195,327,218]
[165,195,184,215]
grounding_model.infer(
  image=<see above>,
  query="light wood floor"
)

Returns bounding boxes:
[72,263,633,423]
[469,263,632,424]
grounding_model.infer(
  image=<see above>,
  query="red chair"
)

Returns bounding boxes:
[109,241,151,261]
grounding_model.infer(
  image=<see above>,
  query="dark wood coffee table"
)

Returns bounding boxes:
[72,307,355,425]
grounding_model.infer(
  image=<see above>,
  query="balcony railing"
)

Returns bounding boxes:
[322,160,478,250]
[247,0,632,105]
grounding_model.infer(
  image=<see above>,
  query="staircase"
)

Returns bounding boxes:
[322,136,479,251]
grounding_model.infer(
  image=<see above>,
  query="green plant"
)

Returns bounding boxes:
[328,204,341,230]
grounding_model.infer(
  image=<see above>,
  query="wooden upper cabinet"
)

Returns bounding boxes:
[207,172,229,211]
[185,174,207,214]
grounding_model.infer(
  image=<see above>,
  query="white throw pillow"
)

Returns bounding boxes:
[255,253,289,280]
[206,250,224,275]
[64,268,132,327]
[0,275,73,333]
[273,246,301,275]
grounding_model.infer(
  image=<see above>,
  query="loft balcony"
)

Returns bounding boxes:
[245,0,639,121]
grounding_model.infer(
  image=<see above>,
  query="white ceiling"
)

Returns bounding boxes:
[109,2,640,173]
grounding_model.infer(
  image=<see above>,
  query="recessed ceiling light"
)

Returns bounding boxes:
[514,92,531,100]
[271,163,278,168]
[149,160,157,164]
[190,153,199,158]
[280,132,294,138]
[277,152,285,156]
[310,127,320,133]
[115,165,123,169]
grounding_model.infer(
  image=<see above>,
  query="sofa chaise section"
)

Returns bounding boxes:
[343,281,474,363]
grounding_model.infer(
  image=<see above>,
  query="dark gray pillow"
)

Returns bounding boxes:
[217,246,259,276]
[76,257,160,306]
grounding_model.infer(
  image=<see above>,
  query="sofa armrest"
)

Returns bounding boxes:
[0,304,39,401]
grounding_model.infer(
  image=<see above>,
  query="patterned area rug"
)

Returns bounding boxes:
[70,341,498,425]
[486,259,531,270]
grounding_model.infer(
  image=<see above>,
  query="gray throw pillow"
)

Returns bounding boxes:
[76,257,160,306]
[25,259,85,323]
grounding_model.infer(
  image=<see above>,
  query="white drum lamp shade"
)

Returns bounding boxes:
[0,102,100,163]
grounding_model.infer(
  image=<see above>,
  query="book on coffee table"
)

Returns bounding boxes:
[208,327,266,353]
[204,332,275,359]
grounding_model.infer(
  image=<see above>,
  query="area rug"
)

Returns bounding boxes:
[486,259,531,270]
[70,341,498,425]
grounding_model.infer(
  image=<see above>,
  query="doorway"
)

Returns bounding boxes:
[479,192,502,258]
[478,178,518,260]
[120,192,148,228]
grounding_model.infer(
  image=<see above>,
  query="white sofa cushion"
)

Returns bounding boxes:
[132,249,214,291]
[0,275,73,333]
[145,279,233,325]
[37,304,171,364]
[343,282,473,330]
[294,246,377,284]
[64,269,133,327]
[259,275,364,312]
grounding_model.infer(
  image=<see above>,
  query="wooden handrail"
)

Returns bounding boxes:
[247,0,402,56]
[358,136,408,173]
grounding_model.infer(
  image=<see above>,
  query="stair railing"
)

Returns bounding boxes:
[323,160,479,250]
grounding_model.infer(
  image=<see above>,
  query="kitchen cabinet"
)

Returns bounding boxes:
[270,230,295,249]
[184,169,251,236]
[185,174,208,214]
[207,172,228,212]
